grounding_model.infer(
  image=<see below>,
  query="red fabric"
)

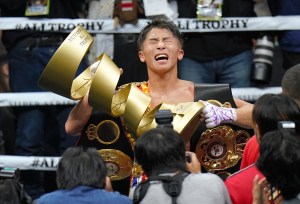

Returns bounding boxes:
[240,136,260,170]
[121,1,133,8]
[225,165,264,204]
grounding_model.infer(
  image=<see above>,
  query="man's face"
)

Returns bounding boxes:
[138,28,184,74]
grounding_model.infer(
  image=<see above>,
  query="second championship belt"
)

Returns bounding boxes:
[193,84,252,180]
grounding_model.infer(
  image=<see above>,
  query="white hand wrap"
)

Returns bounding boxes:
[201,100,237,128]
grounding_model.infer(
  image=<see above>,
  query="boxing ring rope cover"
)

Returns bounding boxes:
[0,156,60,171]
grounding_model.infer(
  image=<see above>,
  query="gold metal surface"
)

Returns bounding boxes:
[98,149,133,181]
[86,120,120,145]
[38,26,93,100]
[196,125,250,171]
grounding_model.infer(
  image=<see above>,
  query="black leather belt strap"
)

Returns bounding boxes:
[194,83,236,108]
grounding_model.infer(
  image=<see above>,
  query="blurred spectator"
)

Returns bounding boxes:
[0,31,15,155]
[0,0,87,200]
[225,93,300,204]
[0,178,31,204]
[176,0,258,87]
[281,63,300,106]
[256,128,300,203]
[0,167,31,204]
[241,64,300,169]
[131,128,231,204]
[37,146,132,204]
[267,0,300,71]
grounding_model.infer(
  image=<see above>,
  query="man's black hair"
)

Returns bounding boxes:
[134,128,187,177]
[252,94,300,136]
[137,18,184,50]
[56,146,107,190]
[281,64,300,103]
[133,127,189,204]
[257,129,300,200]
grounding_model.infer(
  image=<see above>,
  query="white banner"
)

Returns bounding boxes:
[0,16,300,33]
[0,156,60,171]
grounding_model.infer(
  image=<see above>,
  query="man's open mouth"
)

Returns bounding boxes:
[155,54,168,61]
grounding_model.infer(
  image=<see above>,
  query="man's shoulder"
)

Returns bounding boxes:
[184,172,224,187]
[103,190,132,203]
[37,187,132,204]
[36,190,65,204]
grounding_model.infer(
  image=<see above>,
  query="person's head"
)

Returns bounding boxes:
[0,179,25,204]
[137,18,183,51]
[56,146,107,190]
[134,128,187,176]
[137,18,184,73]
[256,129,300,200]
[281,64,300,106]
[252,93,300,141]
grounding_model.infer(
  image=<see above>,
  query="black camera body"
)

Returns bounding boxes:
[155,109,173,129]
[277,121,296,130]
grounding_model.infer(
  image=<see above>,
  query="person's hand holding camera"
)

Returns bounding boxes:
[200,100,237,128]
[185,151,201,173]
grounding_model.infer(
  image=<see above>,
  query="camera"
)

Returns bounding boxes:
[0,167,20,180]
[277,121,296,130]
[251,35,275,85]
[155,109,173,129]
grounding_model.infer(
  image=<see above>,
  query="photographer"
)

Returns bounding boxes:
[131,123,231,204]
[0,168,31,204]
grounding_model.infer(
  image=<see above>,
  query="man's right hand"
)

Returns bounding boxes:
[185,151,201,173]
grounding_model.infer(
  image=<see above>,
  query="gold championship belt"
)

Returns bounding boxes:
[78,109,135,195]
[195,101,250,174]
[37,26,205,181]
[193,85,252,179]
[81,111,134,181]
[197,125,250,172]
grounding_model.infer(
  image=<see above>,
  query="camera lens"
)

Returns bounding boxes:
[251,35,274,84]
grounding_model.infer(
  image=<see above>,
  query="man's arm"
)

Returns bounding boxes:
[234,98,254,129]
[65,93,93,136]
